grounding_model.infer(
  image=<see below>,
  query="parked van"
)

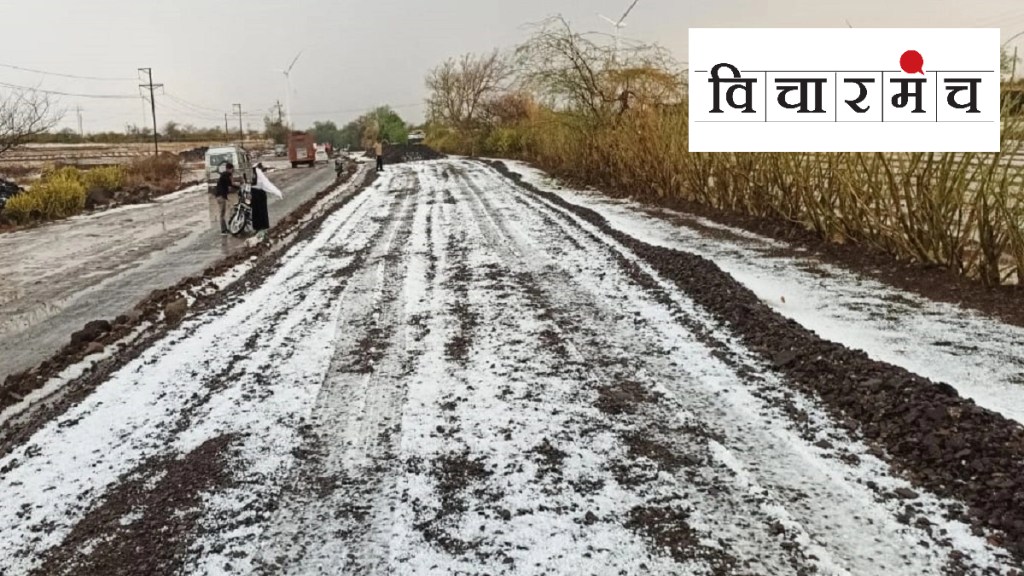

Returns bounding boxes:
[205,146,253,194]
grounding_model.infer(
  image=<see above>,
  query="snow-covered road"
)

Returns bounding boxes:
[1,159,1021,575]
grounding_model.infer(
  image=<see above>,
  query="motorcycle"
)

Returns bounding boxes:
[227,185,254,236]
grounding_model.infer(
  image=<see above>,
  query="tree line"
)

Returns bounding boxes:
[264,105,413,150]
[0,89,416,152]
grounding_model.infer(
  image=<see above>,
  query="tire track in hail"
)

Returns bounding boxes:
[449,159,1007,575]
[448,162,759,573]
[255,166,423,575]
[464,160,1015,574]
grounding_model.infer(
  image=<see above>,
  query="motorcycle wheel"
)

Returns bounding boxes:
[227,206,248,236]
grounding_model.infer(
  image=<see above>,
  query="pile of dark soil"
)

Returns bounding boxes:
[0,178,21,213]
[177,147,208,162]
[365,144,445,164]
[487,159,1024,562]
[33,434,237,576]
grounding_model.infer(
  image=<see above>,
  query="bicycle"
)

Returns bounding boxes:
[226,185,254,237]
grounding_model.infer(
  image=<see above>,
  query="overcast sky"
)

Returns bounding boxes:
[2,0,1024,133]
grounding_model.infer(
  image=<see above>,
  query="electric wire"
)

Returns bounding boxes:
[0,62,136,82]
[0,80,138,99]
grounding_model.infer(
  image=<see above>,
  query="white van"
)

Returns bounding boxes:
[205,146,253,194]
[314,144,329,164]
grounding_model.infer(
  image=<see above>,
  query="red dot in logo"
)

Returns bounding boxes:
[900,50,925,74]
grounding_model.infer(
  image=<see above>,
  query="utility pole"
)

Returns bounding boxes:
[274,100,284,124]
[138,68,163,156]
[233,103,243,143]
[75,105,83,138]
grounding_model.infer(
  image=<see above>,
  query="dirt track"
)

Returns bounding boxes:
[1,159,1022,575]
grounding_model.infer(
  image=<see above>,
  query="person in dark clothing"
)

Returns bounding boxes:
[375,140,384,172]
[215,163,237,235]
[250,163,270,241]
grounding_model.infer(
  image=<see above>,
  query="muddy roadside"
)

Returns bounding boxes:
[0,162,376,455]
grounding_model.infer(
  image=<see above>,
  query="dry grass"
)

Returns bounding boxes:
[124,153,184,193]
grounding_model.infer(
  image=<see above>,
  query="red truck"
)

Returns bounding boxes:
[288,132,316,168]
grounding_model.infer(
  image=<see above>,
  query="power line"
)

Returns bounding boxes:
[156,102,223,123]
[163,93,225,114]
[0,62,136,82]
[0,80,138,99]
[155,96,222,119]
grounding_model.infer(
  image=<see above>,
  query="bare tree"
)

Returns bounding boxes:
[0,88,62,156]
[514,16,683,121]
[426,49,512,130]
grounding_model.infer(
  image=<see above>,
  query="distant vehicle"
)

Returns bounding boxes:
[314,143,329,164]
[408,130,426,144]
[288,132,316,168]
[274,144,287,157]
[205,146,253,194]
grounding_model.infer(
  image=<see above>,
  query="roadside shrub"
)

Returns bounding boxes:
[125,153,183,193]
[39,165,83,185]
[3,170,86,224]
[82,165,124,193]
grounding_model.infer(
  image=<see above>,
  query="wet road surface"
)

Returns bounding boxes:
[0,163,337,381]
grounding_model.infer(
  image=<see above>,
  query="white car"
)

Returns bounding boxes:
[204,146,252,194]
[314,144,329,164]
[408,130,426,144]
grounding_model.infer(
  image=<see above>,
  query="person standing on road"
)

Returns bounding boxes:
[215,163,238,235]
[375,140,384,173]
[250,163,283,243]
[250,163,270,242]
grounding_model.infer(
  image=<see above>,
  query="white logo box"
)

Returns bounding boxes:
[688,28,1001,152]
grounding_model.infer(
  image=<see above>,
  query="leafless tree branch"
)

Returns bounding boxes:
[0,88,63,156]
